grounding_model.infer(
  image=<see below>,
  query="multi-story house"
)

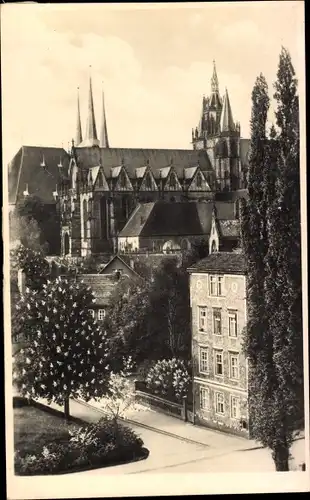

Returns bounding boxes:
[188,251,249,437]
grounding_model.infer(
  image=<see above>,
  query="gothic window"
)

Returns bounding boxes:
[97,171,104,188]
[120,169,127,188]
[83,199,87,239]
[170,172,177,189]
[196,172,202,188]
[63,233,70,256]
[145,172,152,189]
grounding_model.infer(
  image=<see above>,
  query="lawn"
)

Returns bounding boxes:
[14,405,79,457]
[14,403,148,475]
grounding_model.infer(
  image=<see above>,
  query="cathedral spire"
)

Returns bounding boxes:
[75,87,83,146]
[84,67,99,147]
[220,87,235,132]
[100,83,109,148]
[211,60,219,94]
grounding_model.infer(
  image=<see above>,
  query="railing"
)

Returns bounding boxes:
[134,380,192,422]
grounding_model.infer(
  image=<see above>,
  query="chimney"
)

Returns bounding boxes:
[17,269,26,295]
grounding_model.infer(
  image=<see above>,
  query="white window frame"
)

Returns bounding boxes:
[200,386,210,410]
[215,391,225,415]
[229,353,239,380]
[198,306,207,332]
[213,308,222,335]
[98,308,106,321]
[214,350,224,376]
[209,275,224,297]
[228,310,238,337]
[230,395,240,419]
[89,309,95,318]
[199,347,209,374]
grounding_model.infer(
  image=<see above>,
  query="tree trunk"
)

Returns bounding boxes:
[273,445,290,471]
[64,396,70,421]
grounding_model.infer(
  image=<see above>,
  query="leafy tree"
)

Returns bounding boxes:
[16,195,60,255]
[9,210,46,253]
[13,277,111,419]
[145,358,191,402]
[242,49,303,471]
[10,244,50,292]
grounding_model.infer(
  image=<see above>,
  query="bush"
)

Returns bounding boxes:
[14,417,144,475]
[146,358,191,402]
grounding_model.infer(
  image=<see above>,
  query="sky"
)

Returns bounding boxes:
[1,2,305,167]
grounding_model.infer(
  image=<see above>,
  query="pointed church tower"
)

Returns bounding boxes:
[83,69,100,147]
[192,60,222,150]
[220,88,235,133]
[75,87,83,146]
[100,84,109,148]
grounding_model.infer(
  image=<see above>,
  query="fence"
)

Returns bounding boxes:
[134,380,193,423]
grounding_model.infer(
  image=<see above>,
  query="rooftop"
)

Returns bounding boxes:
[188,251,246,275]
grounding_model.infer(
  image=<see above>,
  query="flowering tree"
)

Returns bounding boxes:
[146,358,191,402]
[13,277,111,419]
[100,357,136,424]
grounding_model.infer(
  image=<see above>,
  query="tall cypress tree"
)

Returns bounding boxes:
[241,73,270,366]
[242,48,303,471]
[263,47,303,470]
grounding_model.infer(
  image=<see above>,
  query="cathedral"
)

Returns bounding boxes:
[8,62,249,257]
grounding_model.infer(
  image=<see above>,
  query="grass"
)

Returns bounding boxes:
[14,405,79,457]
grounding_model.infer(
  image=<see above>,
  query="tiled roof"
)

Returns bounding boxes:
[218,219,240,238]
[119,201,215,238]
[119,203,155,237]
[74,274,118,306]
[74,147,213,179]
[8,146,70,204]
[188,252,246,274]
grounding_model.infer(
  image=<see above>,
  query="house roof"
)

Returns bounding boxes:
[188,251,246,275]
[8,146,70,205]
[74,274,119,306]
[99,254,143,280]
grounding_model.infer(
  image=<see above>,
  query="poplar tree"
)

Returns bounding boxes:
[263,47,303,470]
[242,48,303,471]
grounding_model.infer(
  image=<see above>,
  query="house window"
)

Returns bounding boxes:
[213,308,222,335]
[89,309,95,318]
[215,392,225,414]
[230,396,240,419]
[228,310,238,337]
[200,387,209,410]
[229,353,239,380]
[209,276,223,296]
[199,348,209,374]
[98,309,106,321]
[214,350,223,376]
[198,306,207,331]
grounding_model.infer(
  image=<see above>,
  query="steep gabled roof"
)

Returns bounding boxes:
[8,146,70,204]
[74,274,118,306]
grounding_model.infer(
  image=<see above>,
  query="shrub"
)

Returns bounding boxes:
[14,417,144,475]
[146,358,191,402]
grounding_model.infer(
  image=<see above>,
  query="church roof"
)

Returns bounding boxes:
[119,201,216,238]
[73,147,213,179]
[8,146,70,205]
